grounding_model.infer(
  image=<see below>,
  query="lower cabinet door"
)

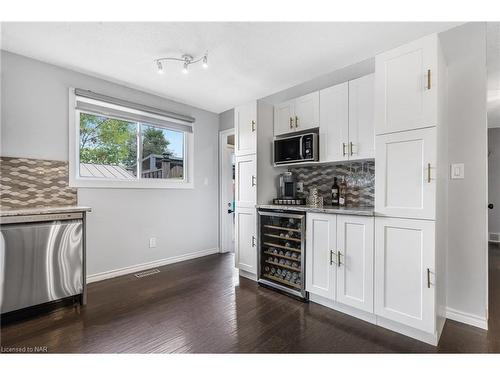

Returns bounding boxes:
[306,213,336,300]
[374,217,435,333]
[235,207,257,274]
[336,215,374,313]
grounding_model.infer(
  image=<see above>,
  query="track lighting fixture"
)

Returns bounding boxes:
[154,52,208,75]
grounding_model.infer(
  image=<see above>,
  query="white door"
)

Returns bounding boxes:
[234,101,257,156]
[235,154,256,208]
[348,74,375,160]
[374,217,435,333]
[274,100,295,136]
[235,207,257,274]
[375,34,438,135]
[294,91,320,132]
[375,127,436,220]
[306,213,336,299]
[220,133,235,253]
[319,83,349,162]
[336,215,374,313]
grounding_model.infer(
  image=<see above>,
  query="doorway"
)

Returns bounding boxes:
[219,129,235,253]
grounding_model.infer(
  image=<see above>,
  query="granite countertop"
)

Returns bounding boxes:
[0,206,92,217]
[256,204,374,216]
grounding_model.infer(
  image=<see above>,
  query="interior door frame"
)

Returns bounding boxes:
[219,128,235,253]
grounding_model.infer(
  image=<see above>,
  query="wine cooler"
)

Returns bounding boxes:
[257,209,307,300]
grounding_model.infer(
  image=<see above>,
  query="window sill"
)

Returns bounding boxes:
[69,177,194,189]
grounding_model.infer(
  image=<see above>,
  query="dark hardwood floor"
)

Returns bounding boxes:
[2,244,500,353]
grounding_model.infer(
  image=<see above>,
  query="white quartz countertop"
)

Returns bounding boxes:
[0,206,92,217]
[256,204,374,216]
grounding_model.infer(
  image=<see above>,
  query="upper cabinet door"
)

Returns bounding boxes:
[375,127,436,220]
[374,217,435,333]
[336,215,374,313]
[235,154,256,208]
[375,34,438,135]
[274,100,295,136]
[319,83,349,162]
[348,74,375,160]
[306,213,336,300]
[235,101,257,156]
[293,91,320,132]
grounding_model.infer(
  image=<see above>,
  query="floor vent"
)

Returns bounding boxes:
[134,269,160,278]
[489,233,500,243]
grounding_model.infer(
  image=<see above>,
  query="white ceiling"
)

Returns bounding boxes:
[1,22,465,114]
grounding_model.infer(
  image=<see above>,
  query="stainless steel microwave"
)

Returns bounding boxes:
[274,133,318,165]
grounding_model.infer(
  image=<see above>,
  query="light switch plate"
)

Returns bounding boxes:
[450,163,465,179]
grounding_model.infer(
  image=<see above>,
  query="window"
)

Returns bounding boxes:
[69,89,194,188]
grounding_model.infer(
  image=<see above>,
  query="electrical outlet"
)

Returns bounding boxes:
[450,163,464,179]
[149,237,157,248]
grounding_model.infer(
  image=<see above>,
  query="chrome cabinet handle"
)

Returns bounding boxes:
[251,235,256,247]
[427,268,431,288]
[295,116,298,128]
[251,120,256,132]
[289,117,293,129]
[427,69,431,90]
[427,163,431,183]
[251,175,256,187]
[337,251,342,267]
[349,142,355,156]
[342,143,347,157]
[330,250,336,265]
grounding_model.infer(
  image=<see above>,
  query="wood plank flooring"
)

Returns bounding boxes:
[2,245,500,353]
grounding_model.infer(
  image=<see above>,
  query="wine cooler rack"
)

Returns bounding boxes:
[257,209,307,300]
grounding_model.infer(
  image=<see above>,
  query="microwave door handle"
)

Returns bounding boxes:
[299,135,304,160]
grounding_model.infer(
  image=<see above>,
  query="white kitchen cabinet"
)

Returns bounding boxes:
[235,207,257,274]
[274,92,319,136]
[348,74,375,160]
[374,217,435,333]
[235,154,256,208]
[306,213,337,300]
[375,127,436,220]
[319,75,374,163]
[336,215,374,313]
[234,101,257,156]
[293,91,320,132]
[375,34,438,135]
[274,100,295,137]
[319,82,349,162]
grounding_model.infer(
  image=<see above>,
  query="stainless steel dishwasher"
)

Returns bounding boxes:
[0,212,85,314]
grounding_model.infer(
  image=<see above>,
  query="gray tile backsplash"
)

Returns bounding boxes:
[289,160,375,207]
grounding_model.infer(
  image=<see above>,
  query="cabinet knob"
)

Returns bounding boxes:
[251,120,256,132]
[295,116,298,128]
[289,117,293,129]
[329,250,336,265]
[489,203,494,209]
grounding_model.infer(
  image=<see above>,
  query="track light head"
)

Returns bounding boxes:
[202,55,208,69]
[156,61,164,74]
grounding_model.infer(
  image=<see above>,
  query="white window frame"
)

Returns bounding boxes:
[68,88,194,189]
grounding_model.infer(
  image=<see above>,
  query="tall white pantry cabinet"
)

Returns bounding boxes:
[234,101,278,280]
[374,33,448,344]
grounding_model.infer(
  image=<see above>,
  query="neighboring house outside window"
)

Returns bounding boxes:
[69,89,194,189]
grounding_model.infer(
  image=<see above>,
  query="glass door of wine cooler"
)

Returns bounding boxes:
[257,210,307,300]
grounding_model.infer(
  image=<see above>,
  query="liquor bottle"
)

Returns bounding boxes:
[331,177,339,206]
[339,176,347,207]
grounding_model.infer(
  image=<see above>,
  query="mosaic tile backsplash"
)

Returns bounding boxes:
[290,160,375,207]
[0,157,77,210]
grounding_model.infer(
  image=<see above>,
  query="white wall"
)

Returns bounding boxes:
[219,109,234,131]
[1,51,220,277]
[489,128,500,236]
[440,23,489,321]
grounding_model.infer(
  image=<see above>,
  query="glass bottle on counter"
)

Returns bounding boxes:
[339,176,347,207]
[331,177,339,206]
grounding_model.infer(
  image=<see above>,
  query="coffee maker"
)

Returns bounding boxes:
[273,171,305,205]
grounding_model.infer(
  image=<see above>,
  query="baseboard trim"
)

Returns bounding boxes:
[445,307,488,330]
[239,269,258,281]
[87,248,219,283]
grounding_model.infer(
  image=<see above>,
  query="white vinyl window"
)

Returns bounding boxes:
[69,89,194,189]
